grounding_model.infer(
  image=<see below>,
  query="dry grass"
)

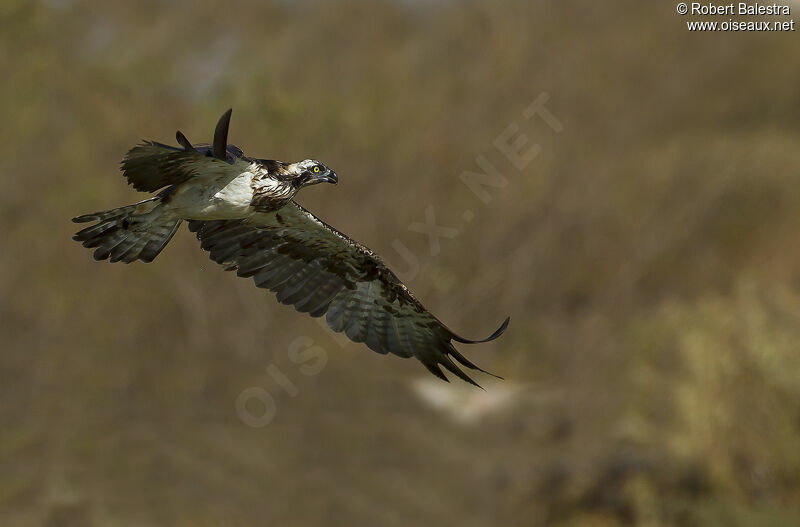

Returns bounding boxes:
[2,1,800,525]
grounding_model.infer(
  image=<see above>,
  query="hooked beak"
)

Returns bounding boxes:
[316,169,337,185]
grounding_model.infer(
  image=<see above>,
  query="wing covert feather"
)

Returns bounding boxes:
[189,202,508,386]
[122,140,246,193]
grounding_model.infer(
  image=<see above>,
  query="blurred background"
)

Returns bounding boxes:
[3,1,800,525]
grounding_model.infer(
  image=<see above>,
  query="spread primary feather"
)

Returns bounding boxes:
[72,110,509,387]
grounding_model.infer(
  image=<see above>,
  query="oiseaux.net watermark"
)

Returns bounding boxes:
[677,2,796,31]
[235,93,564,428]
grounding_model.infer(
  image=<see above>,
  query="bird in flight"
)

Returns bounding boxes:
[73,110,509,386]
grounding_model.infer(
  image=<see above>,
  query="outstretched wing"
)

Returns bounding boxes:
[121,109,246,193]
[188,202,509,387]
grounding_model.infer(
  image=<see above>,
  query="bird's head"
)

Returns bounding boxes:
[287,159,338,188]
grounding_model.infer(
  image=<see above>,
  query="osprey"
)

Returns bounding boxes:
[73,110,509,387]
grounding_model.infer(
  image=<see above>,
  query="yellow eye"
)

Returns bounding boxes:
[313,166,320,173]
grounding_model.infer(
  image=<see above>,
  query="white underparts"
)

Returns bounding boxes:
[165,169,257,220]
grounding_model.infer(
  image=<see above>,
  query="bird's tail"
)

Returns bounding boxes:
[72,197,181,263]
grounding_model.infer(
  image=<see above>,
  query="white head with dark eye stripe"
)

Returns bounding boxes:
[287,159,338,187]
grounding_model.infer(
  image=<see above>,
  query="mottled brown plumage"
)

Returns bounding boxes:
[73,110,509,386]
[250,164,295,212]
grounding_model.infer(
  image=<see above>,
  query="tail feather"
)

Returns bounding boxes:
[72,198,181,263]
[112,235,147,263]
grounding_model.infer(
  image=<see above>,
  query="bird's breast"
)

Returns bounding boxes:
[250,173,295,212]
[213,171,256,207]
[167,171,257,220]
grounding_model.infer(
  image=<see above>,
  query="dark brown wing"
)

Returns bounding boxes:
[121,109,244,193]
[120,142,246,193]
[188,202,508,387]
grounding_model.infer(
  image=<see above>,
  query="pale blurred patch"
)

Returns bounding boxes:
[409,377,523,425]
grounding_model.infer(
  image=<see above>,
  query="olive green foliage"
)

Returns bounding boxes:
[1,1,800,525]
